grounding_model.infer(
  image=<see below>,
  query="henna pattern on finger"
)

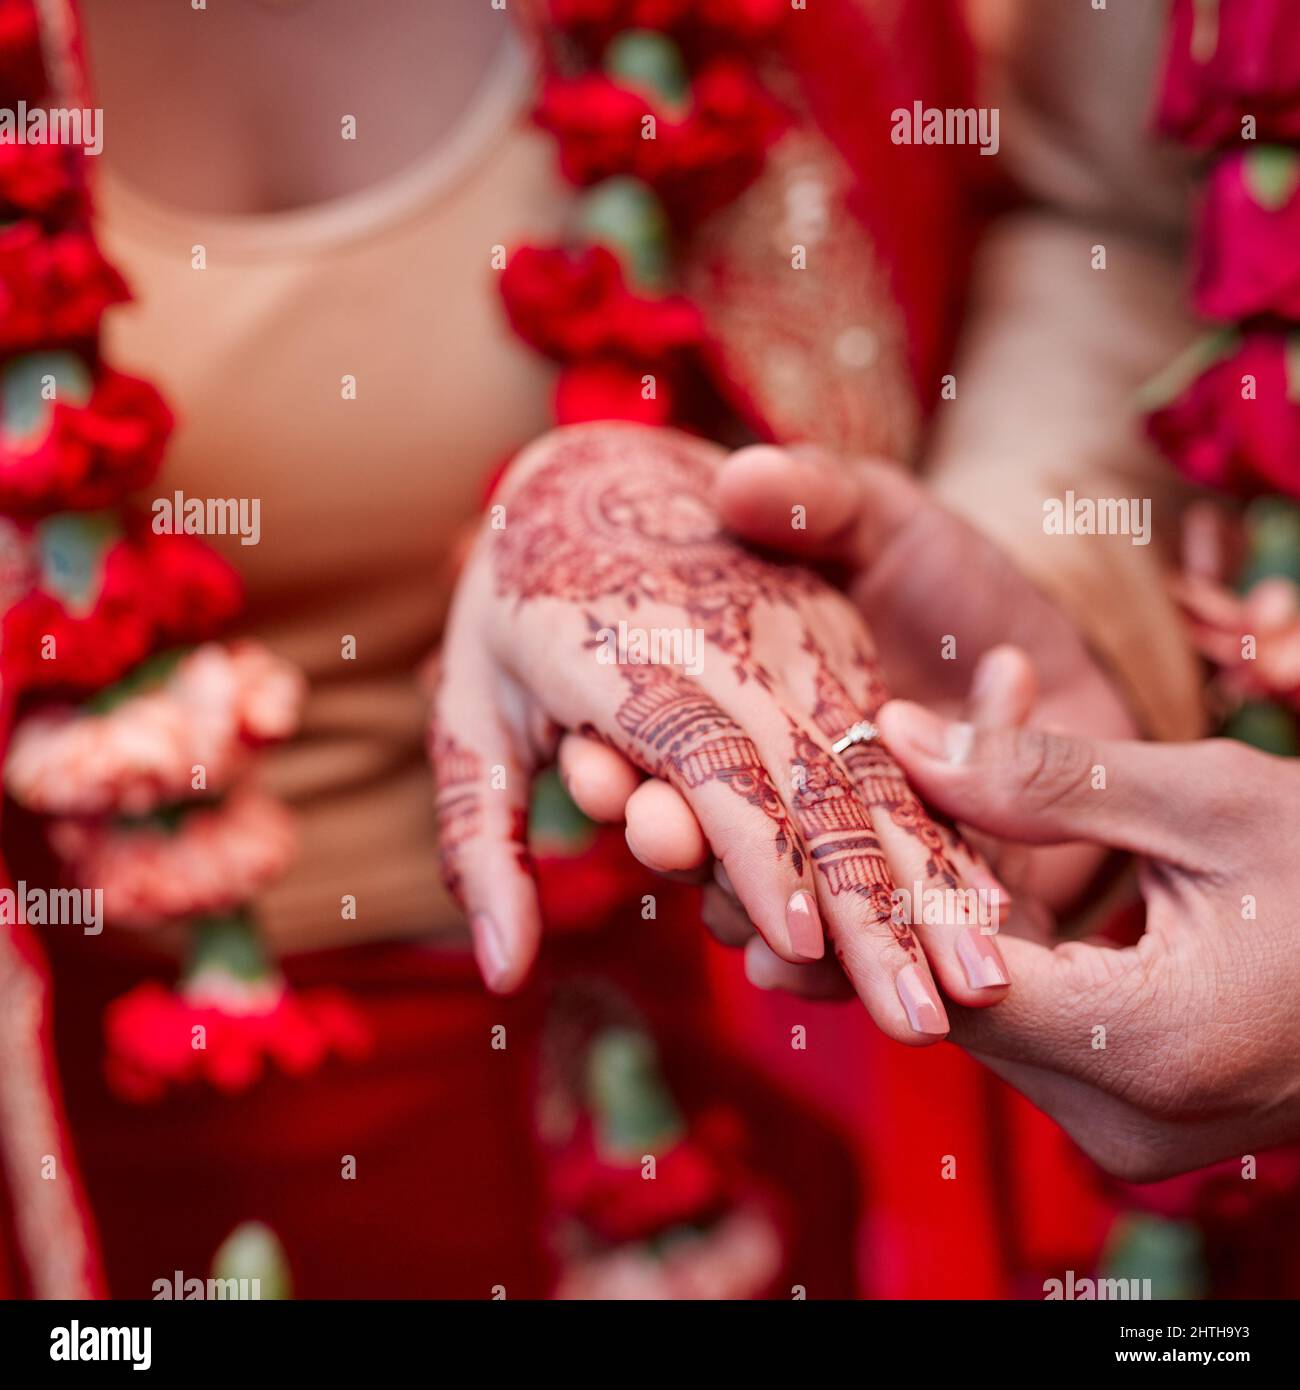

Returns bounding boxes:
[805,635,959,892]
[431,730,483,906]
[786,725,913,953]
[490,432,960,938]
[615,664,803,874]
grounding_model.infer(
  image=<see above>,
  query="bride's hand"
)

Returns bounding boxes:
[431,423,1009,1043]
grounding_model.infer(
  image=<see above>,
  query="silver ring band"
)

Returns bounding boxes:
[831,720,880,755]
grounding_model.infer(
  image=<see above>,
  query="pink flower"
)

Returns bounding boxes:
[105,976,370,1103]
[553,1203,784,1299]
[7,642,305,817]
[49,788,298,929]
[1145,331,1300,497]
[1194,147,1300,320]
[1157,0,1300,148]
[1173,571,1300,709]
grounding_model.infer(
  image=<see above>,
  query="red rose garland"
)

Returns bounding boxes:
[0,0,367,1101]
[1157,0,1300,148]
[546,1024,785,1292]
[498,4,793,1273]
[1147,0,1300,738]
[1098,0,1300,1287]
[501,7,786,431]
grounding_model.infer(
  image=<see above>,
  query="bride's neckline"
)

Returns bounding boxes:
[97,26,530,259]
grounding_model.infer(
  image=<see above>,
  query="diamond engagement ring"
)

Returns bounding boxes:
[831,720,880,754]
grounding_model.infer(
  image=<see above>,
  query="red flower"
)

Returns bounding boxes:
[2,523,241,693]
[1158,0,1300,147]
[536,74,653,187]
[0,0,46,101]
[0,222,129,354]
[555,358,675,426]
[657,58,787,221]
[1146,331,1300,497]
[502,243,626,356]
[546,0,783,56]
[1195,147,1300,320]
[4,534,156,691]
[105,978,370,1103]
[692,0,785,42]
[0,141,83,221]
[129,527,244,644]
[0,365,173,514]
[535,63,784,222]
[551,1109,745,1244]
[548,0,693,43]
[500,244,701,361]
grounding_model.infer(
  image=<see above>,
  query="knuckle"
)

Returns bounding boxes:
[1188,738,1281,848]
[1012,729,1095,815]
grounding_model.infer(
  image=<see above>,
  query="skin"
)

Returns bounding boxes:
[562,443,1137,987]
[80,0,503,215]
[432,423,1012,1043]
[612,451,1300,1181]
[702,643,1039,1000]
[877,699,1300,1184]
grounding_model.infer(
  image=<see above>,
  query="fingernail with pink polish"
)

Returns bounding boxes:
[897,963,949,1035]
[785,889,824,961]
[956,927,1010,989]
[472,912,512,993]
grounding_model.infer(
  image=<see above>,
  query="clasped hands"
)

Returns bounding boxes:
[434,423,1300,1181]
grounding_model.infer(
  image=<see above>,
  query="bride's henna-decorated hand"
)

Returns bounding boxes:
[431,423,1009,1043]
[576,444,1138,919]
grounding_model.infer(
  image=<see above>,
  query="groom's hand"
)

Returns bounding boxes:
[879,701,1300,1182]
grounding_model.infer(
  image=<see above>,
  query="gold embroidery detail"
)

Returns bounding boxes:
[685,127,920,462]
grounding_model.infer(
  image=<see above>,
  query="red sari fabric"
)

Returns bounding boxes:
[45,887,860,1299]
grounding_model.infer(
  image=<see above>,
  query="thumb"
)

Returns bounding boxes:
[715,445,919,564]
[876,700,1210,868]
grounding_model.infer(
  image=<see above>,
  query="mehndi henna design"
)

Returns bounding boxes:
[615,664,803,874]
[492,435,818,681]
[805,634,959,892]
[786,724,913,951]
[431,729,484,905]
[489,431,964,949]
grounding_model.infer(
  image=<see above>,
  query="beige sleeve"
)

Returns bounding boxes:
[926,212,1207,742]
